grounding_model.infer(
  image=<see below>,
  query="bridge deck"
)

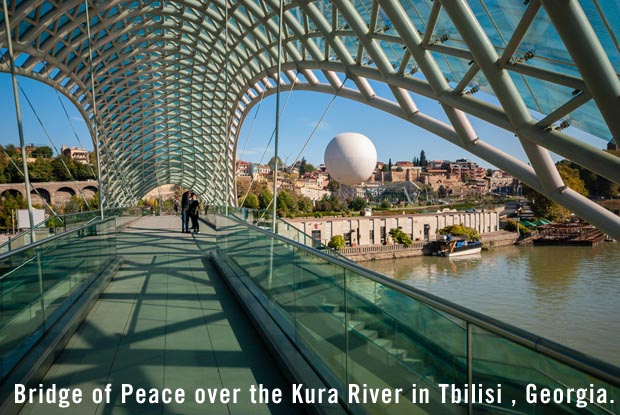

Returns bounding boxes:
[18,215,304,415]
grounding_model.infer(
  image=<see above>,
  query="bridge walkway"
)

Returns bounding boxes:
[17,215,305,415]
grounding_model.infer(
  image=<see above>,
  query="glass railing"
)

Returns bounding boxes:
[209,206,341,253]
[214,212,620,415]
[0,217,118,380]
[0,207,144,254]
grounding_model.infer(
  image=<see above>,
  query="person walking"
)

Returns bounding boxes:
[189,193,200,233]
[181,191,190,232]
[173,196,179,216]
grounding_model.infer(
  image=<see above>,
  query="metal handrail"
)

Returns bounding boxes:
[0,210,101,250]
[219,206,348,259]
[220,212,620,387]
[0,216,116,261]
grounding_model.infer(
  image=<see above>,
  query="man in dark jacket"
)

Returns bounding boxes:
[181,191,190,232]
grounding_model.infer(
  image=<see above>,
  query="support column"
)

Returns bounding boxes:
[84,0,105,217]
[2,0,36,242]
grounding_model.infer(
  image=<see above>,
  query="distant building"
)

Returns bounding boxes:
[285,210,500,247]
[395,161,414,168]
[61,145,89,164]
[253,163,271,176]
[486,170,520,195]
[236,160,253,177]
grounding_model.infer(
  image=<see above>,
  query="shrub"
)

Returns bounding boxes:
[388,228,412,247]
[349,197,367,211]
[438,224,480,241]
[504,220,518,232]
[328,235,345,249]
[504,220,530,235]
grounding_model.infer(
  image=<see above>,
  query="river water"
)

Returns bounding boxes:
[360,242,620,367]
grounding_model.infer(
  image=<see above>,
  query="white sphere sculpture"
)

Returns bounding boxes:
[324,132,377,186]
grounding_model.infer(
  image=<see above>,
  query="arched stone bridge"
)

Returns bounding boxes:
[0,181,98,207]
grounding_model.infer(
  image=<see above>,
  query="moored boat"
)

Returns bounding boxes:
[432,238,482,257]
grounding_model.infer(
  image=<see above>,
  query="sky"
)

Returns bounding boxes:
[1,73,609,173]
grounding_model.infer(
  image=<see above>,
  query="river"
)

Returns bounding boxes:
[360,242,620,367]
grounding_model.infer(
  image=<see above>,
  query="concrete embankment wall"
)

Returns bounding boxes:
[338,231,519,262]
[480,231,520,248]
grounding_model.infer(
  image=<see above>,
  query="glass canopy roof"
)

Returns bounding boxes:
[1,0,620,238]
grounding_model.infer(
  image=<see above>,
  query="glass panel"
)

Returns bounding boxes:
[0,247,45,378]
[293,254,347,392]
[215,211,620,415]
[472,325,620,414]
[345,269,466,414]
[0,218,117,379]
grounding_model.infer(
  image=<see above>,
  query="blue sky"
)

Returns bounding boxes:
[1,73,608,171]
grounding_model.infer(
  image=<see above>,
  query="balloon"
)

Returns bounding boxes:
[324,132,377,185]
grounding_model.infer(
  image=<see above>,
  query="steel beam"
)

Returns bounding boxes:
[542,0,620,146]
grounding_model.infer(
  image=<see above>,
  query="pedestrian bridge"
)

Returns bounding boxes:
[1,211,618,415]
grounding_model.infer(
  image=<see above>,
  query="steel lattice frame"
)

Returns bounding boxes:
[1,0,620,239]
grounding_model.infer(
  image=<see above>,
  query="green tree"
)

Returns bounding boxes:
[419,150,427,167]
[277,190,295,215]
[504,219,529,235]
[298,157,316,175]
[31,146,53,158]
[29,158,53,182]
[438,224,480,241]
[349,196,367,211]
[3,161,22,183]
[524,162,588,221]
[268,156,284,171]
[327,235,345,249]
[74,162,96,180]
[437,185,447,198]
[51,156,75,181]
[0,153,11,183]
[242,193,260,209]
[88,193,99,210]
[389,228,412,247]
[327,177,340,191]
[63,195,84,213]
[563,160,619,199]
[314,194,342,212]
[0,194,27,229]
[296,196,313,213]
[4,144,19,158]
[258,188,272,209]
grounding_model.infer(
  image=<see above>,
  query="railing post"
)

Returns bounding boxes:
[467,322,473,415]
[343,267,350,411]
[36,246,46,329]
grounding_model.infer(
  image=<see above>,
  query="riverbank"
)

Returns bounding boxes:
[337,230,519,261]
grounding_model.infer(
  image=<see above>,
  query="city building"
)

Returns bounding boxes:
[60,145,89,164]
[285,210,500,247]
[235,160,253,177]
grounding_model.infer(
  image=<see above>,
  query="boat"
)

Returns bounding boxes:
[432,237,482,257]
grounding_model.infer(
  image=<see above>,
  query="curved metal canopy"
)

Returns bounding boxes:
[1,0,620,238]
